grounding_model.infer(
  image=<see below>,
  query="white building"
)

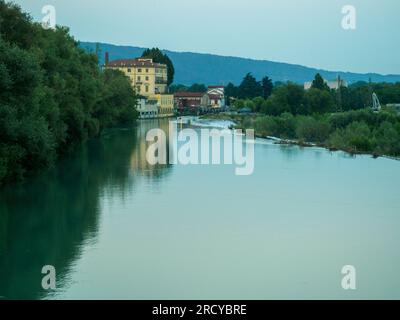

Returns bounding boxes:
[136,98,159,119]
[207,85,226,108]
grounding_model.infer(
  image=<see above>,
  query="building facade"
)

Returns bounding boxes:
[174,92,210,112]
[104,54,174,117]
[207,85,225,109]
[137,98,159,119]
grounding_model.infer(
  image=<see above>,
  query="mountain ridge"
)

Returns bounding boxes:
[80,42,400,85]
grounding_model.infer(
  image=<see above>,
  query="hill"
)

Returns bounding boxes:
[80,42,400,85]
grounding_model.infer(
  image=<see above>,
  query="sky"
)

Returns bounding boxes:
[12,0,400,74]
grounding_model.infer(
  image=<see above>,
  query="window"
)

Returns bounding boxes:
[138,69,142,73]
[127,68,131,73]
[146,69,149,73]
[137,76,141,81]
[145,86,149,93]
[145,76,149,81]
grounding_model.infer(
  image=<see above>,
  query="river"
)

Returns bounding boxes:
[1,118,400,299]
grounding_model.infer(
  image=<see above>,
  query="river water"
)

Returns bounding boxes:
[1,118,400,300]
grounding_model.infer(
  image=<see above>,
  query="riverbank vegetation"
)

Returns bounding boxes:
[226,109,400,157]
[202,72,400,158]
[227,73,400,114]
[0,1,138,185]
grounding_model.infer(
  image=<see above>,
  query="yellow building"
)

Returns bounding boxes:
[104,55,174,117]
[151,94,174,117]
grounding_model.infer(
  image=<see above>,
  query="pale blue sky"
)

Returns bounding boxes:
[13,0,400,74]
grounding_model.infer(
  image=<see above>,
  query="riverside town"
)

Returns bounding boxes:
[1,0,400,306]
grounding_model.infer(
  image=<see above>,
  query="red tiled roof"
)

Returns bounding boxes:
[106,58,166,68]
[174,92,206,98]
[208,94,221,99]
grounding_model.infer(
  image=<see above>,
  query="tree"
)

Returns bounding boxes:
[141,48,175,86]
[261,76,273,99]
[188,83,207,92]
[263,83,305,115]
[252,96,265,112]
[225,82,239,106]
[95,69,139,129]
[238,73,263,99]
[305,88,335,114]
[169,84,188,93]
[311,73,329,91]
[0,0,138,185]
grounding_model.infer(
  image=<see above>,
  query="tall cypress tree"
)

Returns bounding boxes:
[141,48,175,86]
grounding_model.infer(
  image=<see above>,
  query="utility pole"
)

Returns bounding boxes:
[337,75,342,112]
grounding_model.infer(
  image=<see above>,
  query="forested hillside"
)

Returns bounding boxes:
[82,42,400,85]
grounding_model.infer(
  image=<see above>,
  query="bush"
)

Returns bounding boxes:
[328,121,373,153]
[373,121,400,156]
[296,116,332,143]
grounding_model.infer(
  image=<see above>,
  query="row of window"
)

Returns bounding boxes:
[137,76,149,81]
[160,108,174,114]
[127,68,150,73]
[136,85,150,93]
[140,110,174,117]
[140,111,157,116]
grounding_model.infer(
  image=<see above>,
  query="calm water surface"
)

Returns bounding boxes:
[1,119,400,300]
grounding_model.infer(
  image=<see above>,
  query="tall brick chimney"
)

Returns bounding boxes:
[105,52,109,66]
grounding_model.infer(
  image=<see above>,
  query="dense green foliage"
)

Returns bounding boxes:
[237,109,400,157]
[0,1,138,185]
[225,73,273,104]
[229,73,400,117]
[311,73,330,91]
[141,48,175,86]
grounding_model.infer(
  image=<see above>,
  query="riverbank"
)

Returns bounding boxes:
[201,110,400,159]
[0,2,139,186]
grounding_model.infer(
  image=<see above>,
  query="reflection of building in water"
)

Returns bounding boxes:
[0,123,174,299]
[130,119,173,178]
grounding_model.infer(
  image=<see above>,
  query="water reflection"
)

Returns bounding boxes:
[0,119,172,299]
[1,119,400,300]
[130,119,173,180]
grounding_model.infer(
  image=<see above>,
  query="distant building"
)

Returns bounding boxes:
[104,54,174,117]
[387,104,400,114]
[207,85,225,96]
[137,98,158,119]
[174,92,210,112]
[207,85,225,108]
[304,78,348,90]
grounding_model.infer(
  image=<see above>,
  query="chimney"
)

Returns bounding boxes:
[105,52,109,66]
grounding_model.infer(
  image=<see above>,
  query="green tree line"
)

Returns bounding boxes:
[237,109,400,157]
[228,73,400,115]
[0,1,138,185]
